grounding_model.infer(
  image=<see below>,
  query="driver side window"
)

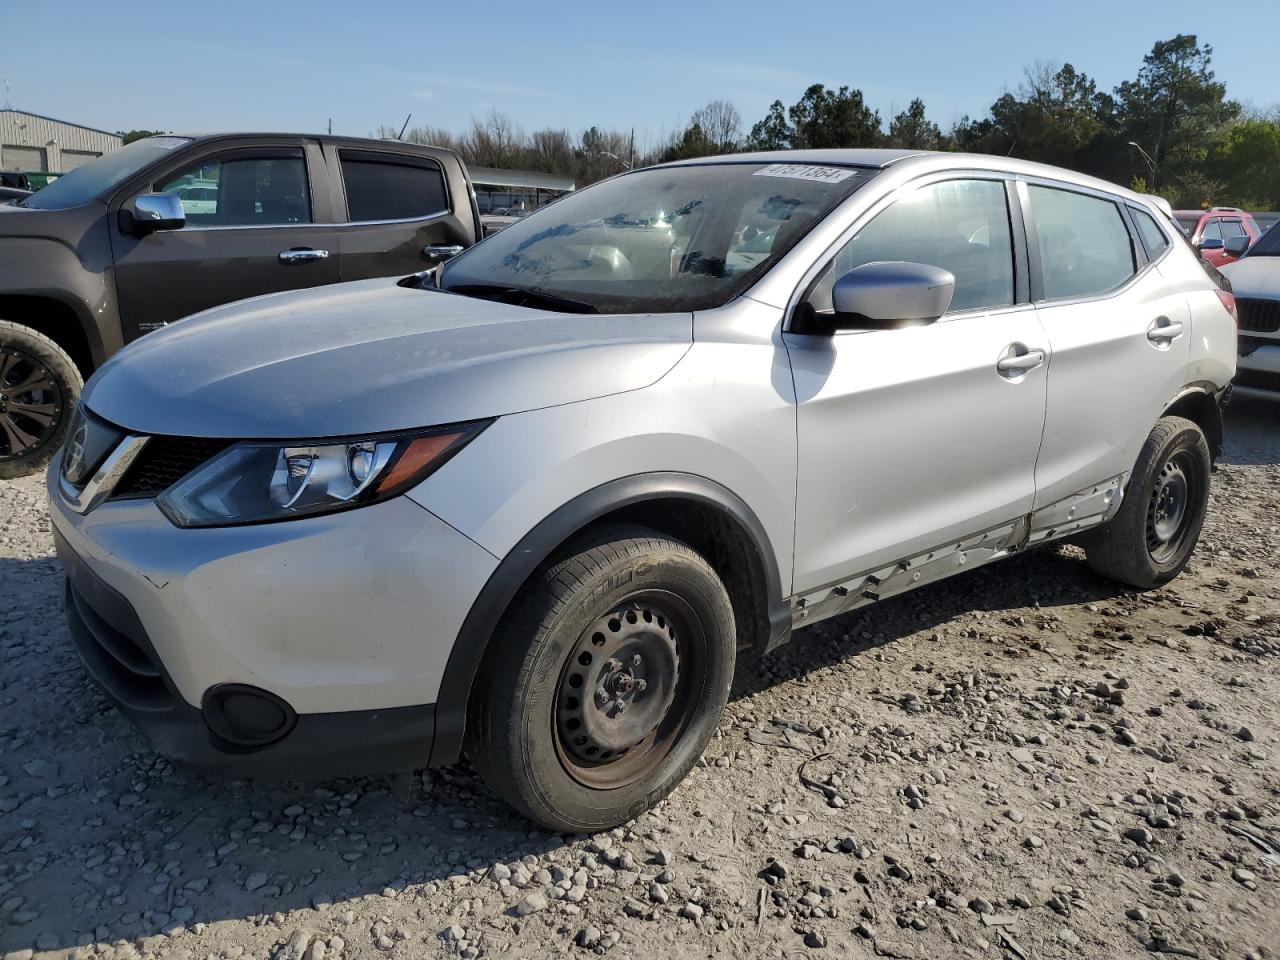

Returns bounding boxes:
[809,179,1015,316]
[153,153,311,228]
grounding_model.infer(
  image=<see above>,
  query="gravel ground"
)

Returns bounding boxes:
[1,399,1278,960]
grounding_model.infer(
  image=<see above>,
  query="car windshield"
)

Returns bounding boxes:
[1245,222,1280,257]
[18,136,191,210]
[439,162,876,313]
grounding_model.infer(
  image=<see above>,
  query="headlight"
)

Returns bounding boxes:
[156,421,490,528]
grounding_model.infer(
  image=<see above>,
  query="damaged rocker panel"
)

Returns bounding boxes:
[789,474,1126,628]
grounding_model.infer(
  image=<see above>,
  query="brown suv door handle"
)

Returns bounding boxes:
[278,248,329,263]
[1146,317,1184,342]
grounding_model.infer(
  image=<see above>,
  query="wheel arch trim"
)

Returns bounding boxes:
[1161,382,1225,461]
[428,471,790,767]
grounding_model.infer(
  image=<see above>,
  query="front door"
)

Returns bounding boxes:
[785,177,1049,593]
[111,146,339,340]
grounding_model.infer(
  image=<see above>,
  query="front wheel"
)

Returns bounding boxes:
[466,524,736,833]
[0,321,82,480]
[1081,416,1211,589]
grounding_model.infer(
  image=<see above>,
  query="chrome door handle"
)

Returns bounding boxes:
[996,348,1046,374]
[279,248,329,263]
[1147,317,1184,342]
[423,244,465,260]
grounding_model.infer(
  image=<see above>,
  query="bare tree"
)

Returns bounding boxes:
[689,100,742,152]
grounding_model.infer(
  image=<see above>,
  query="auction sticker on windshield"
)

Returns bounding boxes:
[753,163,857,184]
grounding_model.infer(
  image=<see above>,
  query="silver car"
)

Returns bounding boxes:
[46,150,1237,832]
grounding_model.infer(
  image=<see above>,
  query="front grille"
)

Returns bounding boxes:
[112,435,233,499]
[1235,369,1280,393]
[1237,298,1280,334]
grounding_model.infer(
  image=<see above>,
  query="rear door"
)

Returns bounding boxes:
[111,141,339,339]
[326,145,475,280]
[1022,180,1190,510]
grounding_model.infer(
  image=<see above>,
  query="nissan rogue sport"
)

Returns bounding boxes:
[47,150,1237,832]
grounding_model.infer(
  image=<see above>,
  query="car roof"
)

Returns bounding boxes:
[658,149,1162,208]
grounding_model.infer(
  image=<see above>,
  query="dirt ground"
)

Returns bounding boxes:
[1,399,1277,960]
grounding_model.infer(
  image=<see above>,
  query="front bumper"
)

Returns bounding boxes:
[47,461,498,778]
[1235,342,1280,399]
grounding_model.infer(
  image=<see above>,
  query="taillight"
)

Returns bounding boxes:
[1216,289,1237,327]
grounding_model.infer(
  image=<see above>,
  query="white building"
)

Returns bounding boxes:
[0,109,123,174]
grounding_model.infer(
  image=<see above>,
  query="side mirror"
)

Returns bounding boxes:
[830,261,955,330]
[123,193,185,235]
[1197,237,1225,252]
[1224,235,1250,257]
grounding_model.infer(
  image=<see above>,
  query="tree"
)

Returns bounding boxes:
[952,62,1109,168]
[788,84,881,149]
[746,100,791,150]
[118,129,166,144]
[688,100,742,153]
[1114,35,1240,193]
[887,99,941,149]
[1214,118,1280,208]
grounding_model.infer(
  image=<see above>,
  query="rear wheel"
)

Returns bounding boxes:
[466,524,735,833]
[1081,416,1211,589]
[0,321,82,480]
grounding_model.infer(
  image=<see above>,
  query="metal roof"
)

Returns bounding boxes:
[469,166,576,191]
[0,109,123,141]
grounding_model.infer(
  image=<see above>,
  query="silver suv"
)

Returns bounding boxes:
[47,150,1237,832]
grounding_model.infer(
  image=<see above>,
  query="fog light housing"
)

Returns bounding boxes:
[202,684,296,748]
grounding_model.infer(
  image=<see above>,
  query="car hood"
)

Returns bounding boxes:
[1222,257,1280,299]
[83,278,692,438]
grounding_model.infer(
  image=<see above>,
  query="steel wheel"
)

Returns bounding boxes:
[1146,450,1198,565]
[0,346,64,461]
[553,592,703,790]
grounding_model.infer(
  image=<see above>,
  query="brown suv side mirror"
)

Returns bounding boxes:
[122,193,186,235]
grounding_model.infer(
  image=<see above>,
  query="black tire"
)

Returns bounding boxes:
[0,320,82,480]
[466,524,736,833]
[1081,416,1211,589]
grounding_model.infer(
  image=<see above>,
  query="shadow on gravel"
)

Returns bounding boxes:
[0,542,1130,954]
[734,544,1124,699]
[1221,395,1280,466]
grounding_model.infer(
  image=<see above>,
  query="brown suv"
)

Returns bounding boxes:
[0,133,482,478]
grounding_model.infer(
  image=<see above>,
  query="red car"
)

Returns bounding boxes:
[1174,207,1263,267]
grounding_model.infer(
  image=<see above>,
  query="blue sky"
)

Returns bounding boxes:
[3,0,1275,149]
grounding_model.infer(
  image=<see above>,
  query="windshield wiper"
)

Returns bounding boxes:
[446,283,599,314]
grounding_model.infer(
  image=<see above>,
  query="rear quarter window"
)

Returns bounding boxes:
[1130,206,1171,258]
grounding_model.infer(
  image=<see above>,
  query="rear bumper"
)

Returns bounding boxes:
[58,528,436,779]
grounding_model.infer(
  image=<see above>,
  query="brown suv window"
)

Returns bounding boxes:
[155,155,311,228]
[340,152,447,222]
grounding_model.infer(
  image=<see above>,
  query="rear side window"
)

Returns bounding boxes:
[1221,219,1247,239]
[1130,207,1171,258]
[340,152,448,222]
[1028,185,1135,300]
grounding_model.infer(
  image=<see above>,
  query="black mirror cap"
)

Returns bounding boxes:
[1224,235,1250,257]
[829,261,956,332]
